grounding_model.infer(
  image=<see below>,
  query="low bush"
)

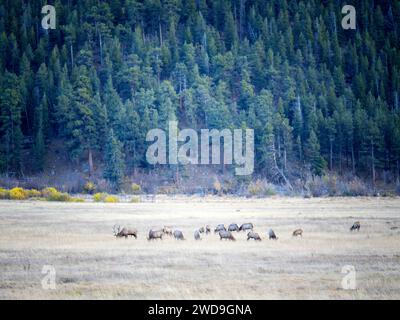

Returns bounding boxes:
[0,187,10,199]
[27,189,41,198]
[42,187,59,198]
[104,195,119,203]
[9,187,28,200]
[47,191,71,202]
[130,196,141,203]
[83,181,96,194]
[247,180,276,197]
[131,183,142,194]
[70,197,85,203]
[93,192,108,202]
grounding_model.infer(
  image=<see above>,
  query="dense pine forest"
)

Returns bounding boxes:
[0,0,399,195]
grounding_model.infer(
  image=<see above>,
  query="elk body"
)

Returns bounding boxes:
[350,221,360,232]
[194,230,201,240]
[268,229,278,240]
[198,227,205,234]
[228,223,239,232]
[162,226,173,236]
[173,230,185,240]
[239,223,253,231]
[205,225,211,234]
[219,230,236,241]
[247,231,261,241]
[214,224,226,233]
[148,229,164,240]
[292,229,303,237]
[113,225,137,239]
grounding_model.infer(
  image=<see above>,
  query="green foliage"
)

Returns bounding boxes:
[104,129,125,190]
[0,0,399,188]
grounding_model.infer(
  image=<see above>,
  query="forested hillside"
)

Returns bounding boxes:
[0,0,399,193]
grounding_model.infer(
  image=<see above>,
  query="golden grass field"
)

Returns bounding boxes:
[0,196,399,299]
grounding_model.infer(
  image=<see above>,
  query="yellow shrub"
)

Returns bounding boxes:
[47,192,71,202]
[42,187,59,198]
[27,189,41,198]
[130,196,141,203]
[70,197,85,203]
[93,192,107,202]
[83,181,96,194]
[0,188,10,199]
[104,195,119,203]
[131,183,141,194]
[9,187,28,200]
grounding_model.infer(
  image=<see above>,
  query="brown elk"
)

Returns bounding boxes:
[247,231,262,241]
[219,230,236,241]
[113,225,137,239]
[292,229,303,237]
[148,229,164,240]
[268,229,278,240]
[162,226,173,236]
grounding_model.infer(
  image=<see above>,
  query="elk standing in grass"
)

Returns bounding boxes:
[148,229,164,240]
[247,231,262,241]
[173,230,185,240]
[214,224,226,233]
[239,223,254,231]
[113,225,137,239]
[162,226,173,236]
[292,229,303,237]
[228,223,239,232]
[350,221,361,232]
[206,225,211,234]
[219,230,236,241]
[194,230,201,240]
[268,229,278,240]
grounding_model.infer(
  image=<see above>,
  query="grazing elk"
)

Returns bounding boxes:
[292,229,303,237]
[214,224,226,233]
[239,223,254,231]
[206,225,211,234]
[194,230,201,240]
[228,223,240,232]
[173,230,185,240]
[268,229,278,240]
[162,226,173,236]
[198,227,205,234]
[148,229,164,240]
[350,221,361,232]
[113,225,138,239]
[247,231,262,241]
[219,230,236,241]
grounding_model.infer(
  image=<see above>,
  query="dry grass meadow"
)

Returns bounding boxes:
[0,196,400,299]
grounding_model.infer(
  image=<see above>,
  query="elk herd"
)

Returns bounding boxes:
[112,221,361,241]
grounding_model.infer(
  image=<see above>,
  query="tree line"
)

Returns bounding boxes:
[0,0,399,190]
